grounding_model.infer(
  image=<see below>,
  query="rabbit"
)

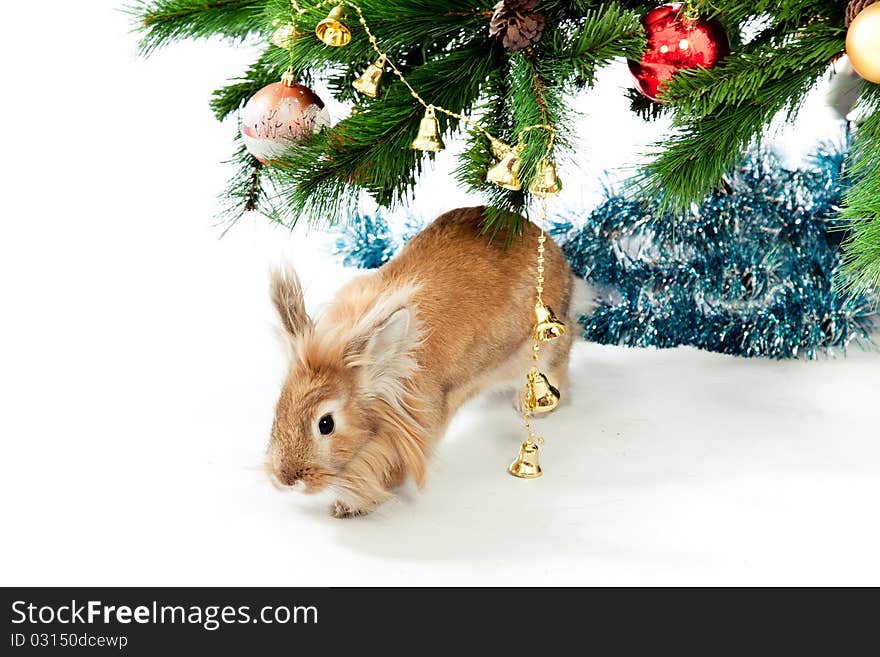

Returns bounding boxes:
[267,206,593,518]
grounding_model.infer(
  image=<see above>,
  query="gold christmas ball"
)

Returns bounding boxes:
[846,2,880,83]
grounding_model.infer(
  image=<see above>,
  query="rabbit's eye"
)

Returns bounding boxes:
[318,414,335,436]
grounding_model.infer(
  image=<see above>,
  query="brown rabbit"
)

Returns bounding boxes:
[267,206,591,518]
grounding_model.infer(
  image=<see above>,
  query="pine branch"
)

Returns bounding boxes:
[659,21,845,115]
[542,3,645,87]
[454,66,526,236]
[701,0,843,26]
[261,44,499,226]
[627,88,669,121]
[219,140,284,228]
[503,52,566,212]
[130,0,268,55]
[840,84,880,298]
[636,22,844,212]
[261,0,497,73]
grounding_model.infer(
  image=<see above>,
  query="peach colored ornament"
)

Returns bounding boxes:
[240,81,330,164]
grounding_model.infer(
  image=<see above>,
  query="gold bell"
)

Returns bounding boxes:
[486,142,524,190]
[529,157,562,198]
[271,21,297,49]
[352,55,386,98]
[534,301,567,342]
[525,370,560,414]
[411,106,445,152]
[489,137,511,160]
[315,4,351,47]
[508,439,542,478]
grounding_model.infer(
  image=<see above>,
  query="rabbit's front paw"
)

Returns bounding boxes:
[332,500,368,519]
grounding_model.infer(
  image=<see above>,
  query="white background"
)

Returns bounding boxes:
[1,1,878,586]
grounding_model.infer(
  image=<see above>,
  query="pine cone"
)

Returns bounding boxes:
[846,0,879,25]
[489,0,545,51]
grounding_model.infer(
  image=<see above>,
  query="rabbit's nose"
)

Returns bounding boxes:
[278,467,306,491]
[277,467,299,485]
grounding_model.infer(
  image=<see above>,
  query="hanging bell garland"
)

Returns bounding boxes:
[411,106,445,152]
[534,301,566,342]
[315,4,352,47]
[353,55,386,98]
[529,157,562,198]
[508,438,543,478]
[486,140,524,190]
[524,370,560,414]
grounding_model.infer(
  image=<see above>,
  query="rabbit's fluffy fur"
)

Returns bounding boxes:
[267,206,590,517]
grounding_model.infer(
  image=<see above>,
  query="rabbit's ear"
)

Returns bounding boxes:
[345,289,422,405]
[364,307,413,362]
[270,266,311,339]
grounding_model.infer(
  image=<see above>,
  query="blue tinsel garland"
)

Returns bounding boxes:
[333,147,876,359]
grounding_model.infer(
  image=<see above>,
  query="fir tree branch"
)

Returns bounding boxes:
[659,21,845,114]
[454,66,526,237]
[258,44,499,226]
[259,0,497,79]
[542,3,645,87]
[218,140,284,229]
[840,84,880,298]
[701,0,843,26]
[637,23,844,212]
[508,53,564,198]
[130,0,268,54]
[627,88,670,121]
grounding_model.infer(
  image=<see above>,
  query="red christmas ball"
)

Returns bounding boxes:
[240,80,330,164]
[628,3,730,102]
